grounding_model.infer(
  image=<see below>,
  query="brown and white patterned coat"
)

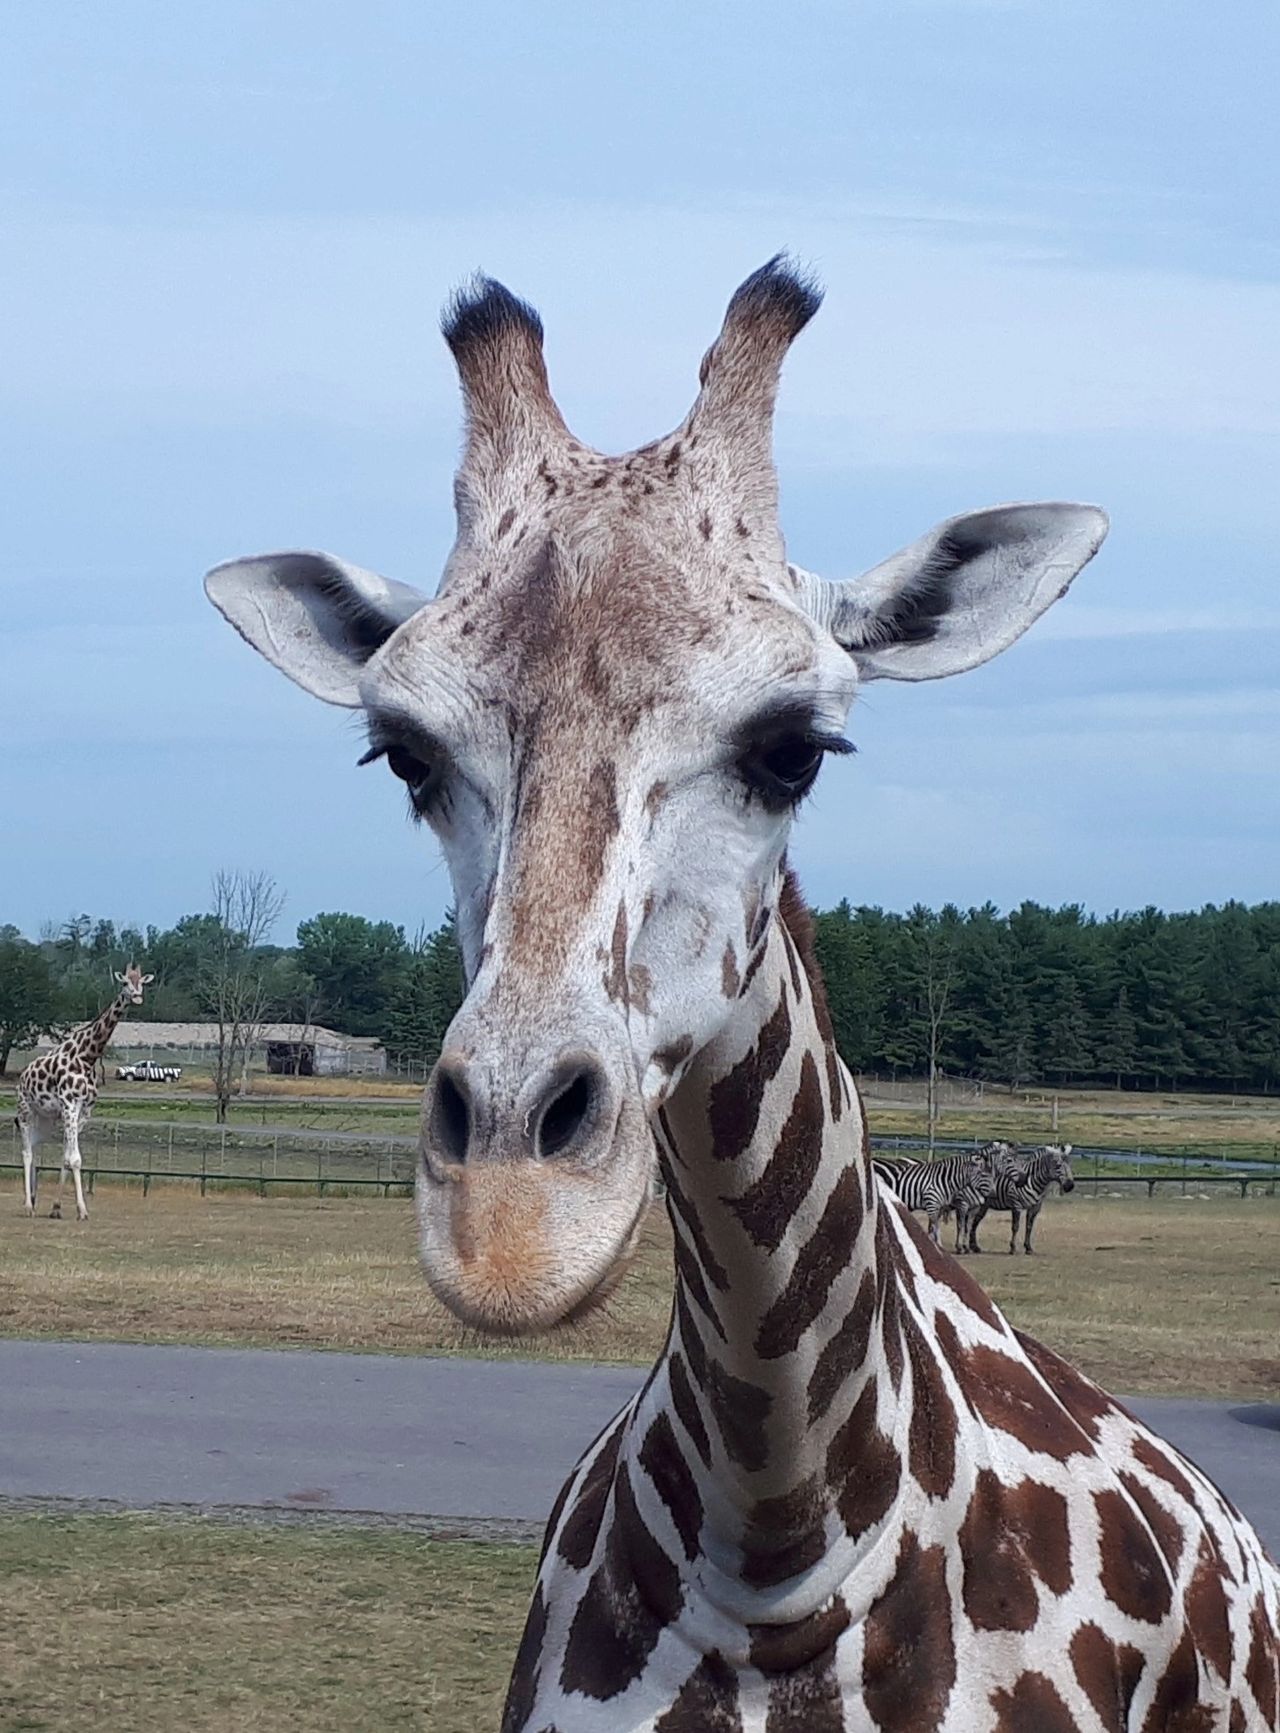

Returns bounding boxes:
[206,261,1279,1730]
[16,964,152,1220]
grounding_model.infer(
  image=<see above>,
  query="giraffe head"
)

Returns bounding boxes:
[206,258,1106,1334]
[114,964,154,1005]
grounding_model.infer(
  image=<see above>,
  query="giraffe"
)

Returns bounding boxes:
[16,963,153,1220]
[205,260,1280,1731]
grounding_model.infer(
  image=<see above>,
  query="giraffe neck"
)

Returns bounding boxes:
[74,991,131,1066]
[639,881,906,1628]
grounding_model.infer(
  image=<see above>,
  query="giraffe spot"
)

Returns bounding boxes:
[1246,1592,1279,1726]
[1070,1622,1147,1731]
[500,1582,547,1732]
[628,963,653,1013]
[1230,1702,1247,1733]
[780,927,804,1001]
[740,1473,827,1590]
[604,900,629,1005]
[645,779,670,817]
[699,510,713,540]
[863,1530,956,1732]
[806,1270,876,1426]
[735,515,750,538]
[672,1227,726,1341]
[754,1166,862,1360]
[725,1054,825,1252]
[1119,1469,1185,1574]
[556,1415,626,1570]
[721,940,740,999]
[639,1411,703,1563]
[665,1162,730,1292]
[1141,1627,1219,1732]
[654,1653,743,1731]
[667,1350,712,1470]
[1185,1534,1234,1681]
[1095,1487,1174,1623]
[496,506,517,537]
[707,987,791,1163]
[677,1288,771,1471]
[653,1035,694,1076]
[1017,1328,1123,1440]
[738,940,769,999]
[559,1464,682,1700]
[958,1468,1072,1632]
[777,873,843,1121]
[760,1651,844,1732]
[946,1330,1090,1463]
[901,1305,958,1499]
[876,1221,907,1394]
[827,1378,900,1541]
[747,1595,849,1674]
[989,1671,1077,1732]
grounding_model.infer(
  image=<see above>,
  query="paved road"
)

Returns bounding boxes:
[1,1341,1276,1555]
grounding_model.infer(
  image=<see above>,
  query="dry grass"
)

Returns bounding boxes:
[863,1083,1280,1150]
[0,1512,534,1732]
[1,1188,1276,1399]
[0,1191,670,1365]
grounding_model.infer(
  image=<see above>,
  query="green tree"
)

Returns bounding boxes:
[296,913,408,1036]
[0,940,60,1074]
[383,918,464,1071]
[1098,987,1138,1088]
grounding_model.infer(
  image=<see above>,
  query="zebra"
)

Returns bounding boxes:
[872,1147,997,1248]
[962,1142,1075,1256]
[944,1140,1016,1255]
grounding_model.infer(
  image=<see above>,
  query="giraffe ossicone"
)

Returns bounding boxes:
[16,963,153,1221]
[207,259,1278,1731]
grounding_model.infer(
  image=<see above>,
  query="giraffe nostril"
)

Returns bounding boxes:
[537,1072,595,1160]
[433,1070,471,1165]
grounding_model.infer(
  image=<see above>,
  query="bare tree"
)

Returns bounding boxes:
[200,870,285,1123]
[909,906,960,1156]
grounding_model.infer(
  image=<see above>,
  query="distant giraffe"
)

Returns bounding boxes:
[16,964,153,1220]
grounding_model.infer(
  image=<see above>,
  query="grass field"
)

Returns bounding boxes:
[1,1189,1275,1399]
[4,1073,1280,1152]
[0,1512,534,1732]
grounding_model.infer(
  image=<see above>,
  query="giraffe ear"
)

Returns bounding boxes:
[797,503,1107,682]
[205,551,429,707]
[141,974,155,985]
[113,972,126,985]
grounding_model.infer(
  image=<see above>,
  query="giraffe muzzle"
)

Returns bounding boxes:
[414,1031,656,1335]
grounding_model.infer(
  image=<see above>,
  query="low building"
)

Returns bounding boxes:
[39,1021,387,1077]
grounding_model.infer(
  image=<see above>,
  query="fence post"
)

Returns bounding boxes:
[220,1126,227,1173]
[317,1150,324,1198]
[1181,1147,1187,1197]
[167,1124,174,1169]
[259,1151,265,1200]
[201,1143,207,1198]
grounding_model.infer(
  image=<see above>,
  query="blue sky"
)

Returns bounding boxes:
[3,1,1278,942]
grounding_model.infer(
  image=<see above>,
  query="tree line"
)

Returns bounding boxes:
[2,888,1277,1094]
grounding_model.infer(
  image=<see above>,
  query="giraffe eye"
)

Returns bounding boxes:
[384,743,433,789]
[740,733,826,806]
[358,738,442,814]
